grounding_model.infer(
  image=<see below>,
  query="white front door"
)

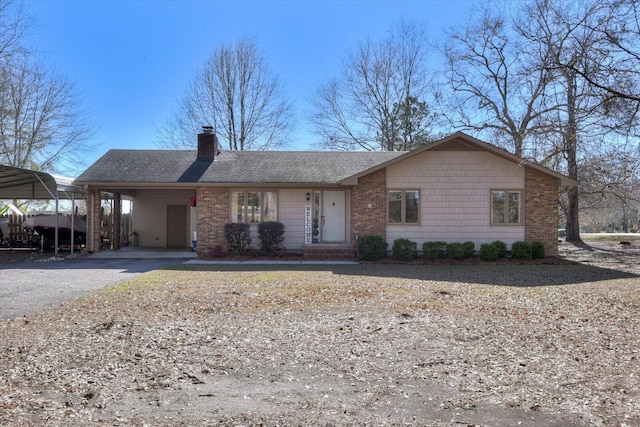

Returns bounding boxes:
[321,191,345,242]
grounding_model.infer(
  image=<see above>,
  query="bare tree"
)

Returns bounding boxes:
[0,0,32,64]
[310,20,436,151]
[157,37,294,151]
[439,0,639,243]
[519,0,629,243]
[579,141,640,230]
[439,2,557,157]
[560,0,640,107]
[580,203,620,232]
[0,58,93,174]
[0,1,93,176]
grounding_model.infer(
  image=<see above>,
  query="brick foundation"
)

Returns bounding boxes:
[525,166,559,257]
[303,243,356,260]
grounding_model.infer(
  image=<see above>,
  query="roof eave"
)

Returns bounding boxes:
[73,180,346,189]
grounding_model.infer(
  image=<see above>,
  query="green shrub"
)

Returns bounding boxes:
[480,243,498,261]
[491,240,507,258]
[511,241,532,259]
[422,241,447,260]
[258,221,285,255]
[462,241,475,259]
[224,223,251,255]
[392,238,417,261]
[446,242,465,260]
[357,235,387,261]
[531,241,546,259]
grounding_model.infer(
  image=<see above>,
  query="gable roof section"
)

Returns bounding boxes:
[339,132,578,188]
[74,149,405,186]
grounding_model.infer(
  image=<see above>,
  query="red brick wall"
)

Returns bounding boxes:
[196,186,229,257]
[351,168,387,243]
[525,167,559,257]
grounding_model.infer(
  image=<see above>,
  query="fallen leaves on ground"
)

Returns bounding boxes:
[0,241,639,426]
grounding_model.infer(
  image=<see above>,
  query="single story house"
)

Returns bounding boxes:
[74,128,577,258]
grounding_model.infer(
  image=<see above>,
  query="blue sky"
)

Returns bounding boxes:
[23,0,472,176]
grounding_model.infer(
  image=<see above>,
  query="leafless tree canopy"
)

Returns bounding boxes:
[310,20,437,152]
[0,0,93,176]
[439,2,559,158]
[0,0,31,62]
[0,59,92,173]
[437,0,640,242]
[156,37,294,151]
[561,0,640,107]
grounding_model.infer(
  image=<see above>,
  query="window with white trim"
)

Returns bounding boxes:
[491,190,522,225]
[388,190,420,224]
[230,191,278,223]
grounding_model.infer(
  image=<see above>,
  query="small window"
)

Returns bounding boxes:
[388,190,420,224]
[491,190,522,225]
[230,191,278,223]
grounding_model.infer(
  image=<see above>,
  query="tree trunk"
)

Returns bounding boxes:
[565,186,581,242]
[564,68,582,243]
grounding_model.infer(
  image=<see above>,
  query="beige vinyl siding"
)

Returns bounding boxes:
[133,189,194,247]
[386,151,525,249]
[278,189,309,251]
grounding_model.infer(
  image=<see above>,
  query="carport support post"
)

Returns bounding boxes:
[54,188,59,257]
[89,187,102,253]
[113,193,121,250]
[70,193,75,255]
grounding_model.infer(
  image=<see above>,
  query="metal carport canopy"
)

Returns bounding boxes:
[0,164,85,200]
[0,164,86,256]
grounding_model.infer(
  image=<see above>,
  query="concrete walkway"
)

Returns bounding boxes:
[89,247,197,259]
[89,247,357,264]
[185,259,357,265]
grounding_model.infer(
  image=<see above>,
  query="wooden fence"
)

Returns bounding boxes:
[1,213,131,246]
[2,213,33,241]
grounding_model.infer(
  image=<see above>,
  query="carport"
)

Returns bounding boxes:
[0,164,86,256]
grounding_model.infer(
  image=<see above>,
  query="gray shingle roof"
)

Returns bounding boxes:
[74,149,406,185]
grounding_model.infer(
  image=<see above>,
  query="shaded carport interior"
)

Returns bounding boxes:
[0,164,86,256]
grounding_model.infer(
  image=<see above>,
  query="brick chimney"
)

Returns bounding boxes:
[197,126,218,160]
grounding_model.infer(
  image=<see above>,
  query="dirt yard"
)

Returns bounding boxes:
[0,239,638,426]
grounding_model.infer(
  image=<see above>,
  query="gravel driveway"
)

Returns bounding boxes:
[0,256,187,320]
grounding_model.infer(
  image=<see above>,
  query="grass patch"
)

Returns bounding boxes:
[103,273,165,293]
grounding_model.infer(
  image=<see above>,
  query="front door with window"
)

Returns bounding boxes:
[321,191,345,242]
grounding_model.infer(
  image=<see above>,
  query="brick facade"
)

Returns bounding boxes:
[525,166,559,257]
[350,168,387,243]
[196,186,229,257]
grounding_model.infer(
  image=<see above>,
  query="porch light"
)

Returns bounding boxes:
[306,192,311,201]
